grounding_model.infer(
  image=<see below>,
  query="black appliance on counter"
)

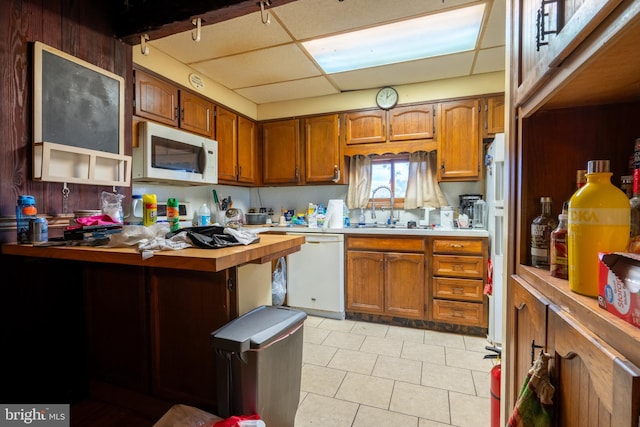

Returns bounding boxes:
[459,194,483,226]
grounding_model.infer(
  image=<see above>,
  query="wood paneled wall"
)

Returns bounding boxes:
[0,0,132,244]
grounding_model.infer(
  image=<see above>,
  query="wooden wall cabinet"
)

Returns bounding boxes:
[262,119,301,185]
[216,106,259,185]
[482,95,505,138]
[342,104,437,156]
[304,114,345,184]
[134,69,213,138]
[516,0,623,104]
[509,275,640,426]
[346,236,426,319]
[507,0,640,423]
[430,238,488,328]
[437,99,481,181]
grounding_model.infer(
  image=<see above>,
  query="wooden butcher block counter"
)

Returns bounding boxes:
[1,234,305,417]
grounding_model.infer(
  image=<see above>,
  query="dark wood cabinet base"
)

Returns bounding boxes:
[345,311,488,337]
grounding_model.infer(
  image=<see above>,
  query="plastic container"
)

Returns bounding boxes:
[441,206,454,228]
[198,203,211,226]
[568,160,631,296]
[143,194,157,226]
[16,195,37,244]
[125,195,144,225]
[473,199,487,229]
[167,198,180,232]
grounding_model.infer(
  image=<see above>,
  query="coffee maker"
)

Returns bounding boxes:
[459,194,483,226]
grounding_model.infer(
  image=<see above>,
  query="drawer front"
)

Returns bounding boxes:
[432,277,484,302]
[347,236,425,252]
[432,299,484,327]
[432,238,483,255]
[432,255,484,279]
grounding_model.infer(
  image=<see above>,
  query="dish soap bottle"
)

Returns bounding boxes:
[568,160,630,296]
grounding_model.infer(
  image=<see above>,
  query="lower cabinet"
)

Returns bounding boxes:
[346,237,426,319]
[345,235,489,331]
[509,274,640,426]
[430,238,488,328]
[84,264,238,412]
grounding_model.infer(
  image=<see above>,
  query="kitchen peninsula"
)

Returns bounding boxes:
[2,234,304,418]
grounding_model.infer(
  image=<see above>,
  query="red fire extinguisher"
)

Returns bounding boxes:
[485,346,501,427]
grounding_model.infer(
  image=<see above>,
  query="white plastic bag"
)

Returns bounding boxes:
[272,257,286,306]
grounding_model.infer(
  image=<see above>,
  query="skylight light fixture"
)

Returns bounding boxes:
[302,3,486,74]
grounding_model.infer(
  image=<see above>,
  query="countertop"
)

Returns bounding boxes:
[249,224,489,238]
[1,233,305,273]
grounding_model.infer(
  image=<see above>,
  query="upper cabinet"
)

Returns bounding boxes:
[304,114,345,184]
[516,0,624,104]
[134,69,213,138]
[482,95,505,138]
[343,110,386,145]
[388,104,436,141]
[216,106,259,185]
[437,99,480,181]
[262,115,346,186]
[262,119,301,185]
[342,104,437,156]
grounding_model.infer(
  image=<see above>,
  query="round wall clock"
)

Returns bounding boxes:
[376,86,398,110]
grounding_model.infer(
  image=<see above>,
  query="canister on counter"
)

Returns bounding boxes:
[29,217,48,243]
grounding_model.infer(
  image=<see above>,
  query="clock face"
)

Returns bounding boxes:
[376,87,398,110]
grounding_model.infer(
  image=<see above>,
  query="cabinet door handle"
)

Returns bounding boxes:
[535,0,560,51]
[332,165,340,183]
[450,244,464,248]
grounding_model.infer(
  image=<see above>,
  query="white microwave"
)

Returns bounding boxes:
[133,121,218,185]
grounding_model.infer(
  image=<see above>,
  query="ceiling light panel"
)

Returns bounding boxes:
[302,3,485,74]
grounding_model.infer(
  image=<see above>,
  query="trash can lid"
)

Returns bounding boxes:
[211,305,307,353]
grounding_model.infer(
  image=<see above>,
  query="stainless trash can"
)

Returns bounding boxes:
[211,305,306,427]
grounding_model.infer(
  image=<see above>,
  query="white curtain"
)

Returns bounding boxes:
[404,151,447,209]
[346,155,372,210]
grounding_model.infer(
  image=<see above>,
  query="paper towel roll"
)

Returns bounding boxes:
[325,199,344,229]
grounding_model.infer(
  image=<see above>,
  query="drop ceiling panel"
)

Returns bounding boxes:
[273,0,479,40]
[150,12,293,63]
[139,0,505,105]
[329,52,477,91]
[473,46,506,74]
[236,76,338,104]
[191,44,321,89]
[481,0,506,48]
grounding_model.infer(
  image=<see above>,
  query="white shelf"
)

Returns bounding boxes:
[33,141,131,187]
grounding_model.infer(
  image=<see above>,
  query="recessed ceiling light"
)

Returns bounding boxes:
[302,3,486,74]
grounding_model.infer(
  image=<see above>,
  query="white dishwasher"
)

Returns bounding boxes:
[286,232,345,319]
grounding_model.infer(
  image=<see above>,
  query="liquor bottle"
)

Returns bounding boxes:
[530,197,557,269]
[550,213,568,279]
[568,160,631,296]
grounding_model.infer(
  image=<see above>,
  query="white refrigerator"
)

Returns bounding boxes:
[485,133,505,346]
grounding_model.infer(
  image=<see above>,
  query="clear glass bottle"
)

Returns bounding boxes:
[530,197,557,269]
[568,160,631,296]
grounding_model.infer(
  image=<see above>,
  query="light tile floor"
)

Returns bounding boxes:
[295,316,495,427]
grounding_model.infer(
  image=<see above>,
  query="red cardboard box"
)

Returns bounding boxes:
[598,252,640,329]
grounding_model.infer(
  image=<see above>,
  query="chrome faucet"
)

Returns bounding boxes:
[370,185,397,224]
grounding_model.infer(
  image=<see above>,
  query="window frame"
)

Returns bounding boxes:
[368,154,409,209]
